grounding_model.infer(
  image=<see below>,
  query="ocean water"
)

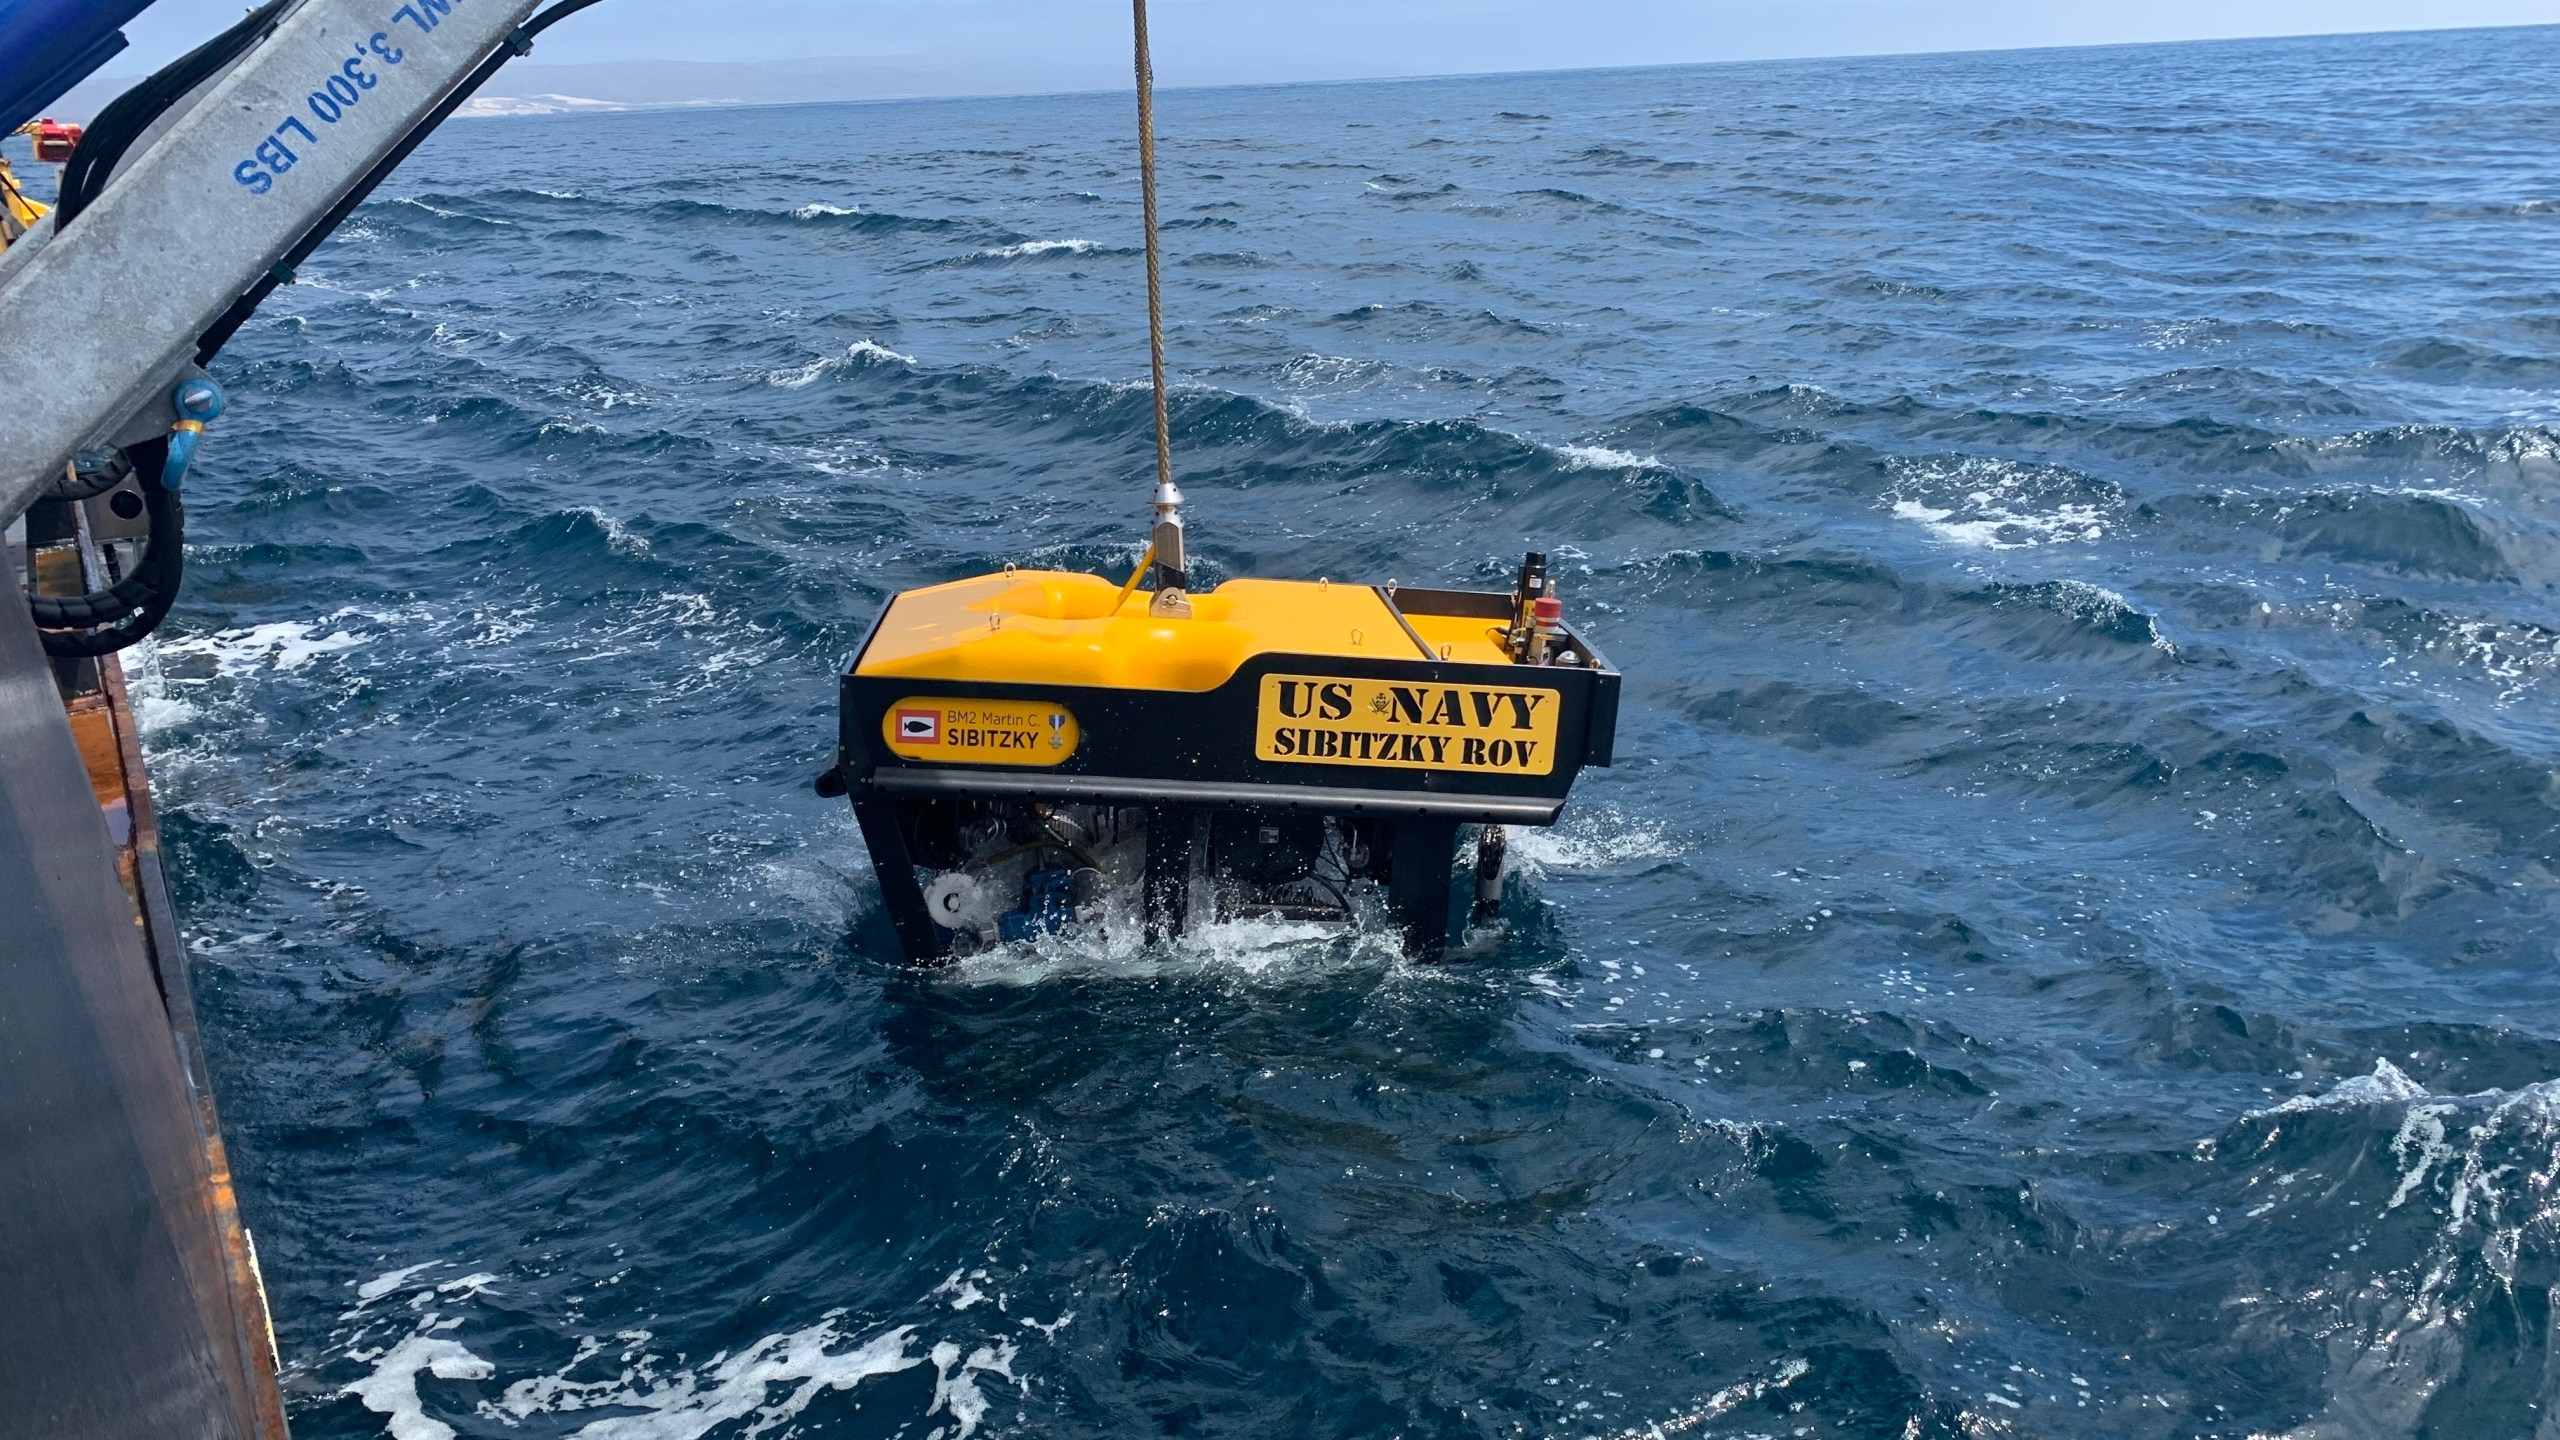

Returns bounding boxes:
[98,22,2560,1438]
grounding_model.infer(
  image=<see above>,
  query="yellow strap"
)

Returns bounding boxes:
[1112,543,1157,614]
[0,165,45,239]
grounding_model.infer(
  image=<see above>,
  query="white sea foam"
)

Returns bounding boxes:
[356,1261,447,1304]
[119,638,197,732]
[392,199,508,226]
[765,340,915,387]
[764,438,896,478]
[1555,443,1656,472]
[766,357,831,388]
[789,202,863,219]
[940,909,1403,989]
[933,1268,991,1310]
[2279,1073,2560,1440]
[1504,805,1679,875]
[577,506,651,557]
[2141,318,2221,351]
[1884,455,2117,549]
[928,1339,1019,1439]
[2242,1062,2560,1298]
[1594,1357,1810,1437]
[329,1274,1054,1440]
[154,618,370,682]
[345,1334,494,1440]
[491,1318,924,1438]
[978,238,1106,259]
[2389,1100,2461,1212]
[560,379,649,411]
[2414,615,2560,704]
[1276,352,1395,391]
[1891,496,2111,548]
[2254,1058,2434,1117]
[2036,578,2179,653]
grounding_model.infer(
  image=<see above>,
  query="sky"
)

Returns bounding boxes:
[104,0,2560,92]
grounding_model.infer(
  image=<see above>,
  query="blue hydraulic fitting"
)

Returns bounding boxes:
[160,376,224,491]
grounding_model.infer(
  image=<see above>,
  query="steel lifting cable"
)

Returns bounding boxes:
[1127,0,1194,611]
[1132,0,1172,514]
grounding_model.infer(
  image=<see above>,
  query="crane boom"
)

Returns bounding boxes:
[0,0,544,527]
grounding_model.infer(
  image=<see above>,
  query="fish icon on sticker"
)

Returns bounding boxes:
[896,709,941,744]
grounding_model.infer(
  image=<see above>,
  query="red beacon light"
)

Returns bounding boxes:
[1528,591,1568,665]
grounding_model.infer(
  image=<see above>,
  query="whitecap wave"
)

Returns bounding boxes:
[977,238,1105,259]
[1555,443,1658,471]
[2243,1060,2560,1294]
[2253,1057,2434,1116]
[765,339,916,387]
[1883,454,2118,549]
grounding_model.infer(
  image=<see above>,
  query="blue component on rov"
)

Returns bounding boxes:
[997,869,1078,943]
[160,376,225,491]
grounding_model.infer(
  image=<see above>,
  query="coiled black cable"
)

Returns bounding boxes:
[55,0,291,230]
[43,449,133,501]
[25,0,610,654]
[29,439,184,658]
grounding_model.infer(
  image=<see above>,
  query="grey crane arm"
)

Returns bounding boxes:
[0,0,551,527]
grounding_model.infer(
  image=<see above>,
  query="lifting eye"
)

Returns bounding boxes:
[109,489,145,521]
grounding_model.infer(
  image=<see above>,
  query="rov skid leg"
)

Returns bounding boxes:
[1384,816,1460,962]
[853,794,947,963]
[1143,805,1196,944]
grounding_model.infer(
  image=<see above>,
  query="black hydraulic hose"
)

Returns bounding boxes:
[197,0,609,364]
[29,0,609,651]
[56,0,290,229]
[44,450,132,500]
[39,554,183,655]
[30,440,185,658]
[27,482,174,626]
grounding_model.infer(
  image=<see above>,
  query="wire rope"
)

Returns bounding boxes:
[1131,0,1175,534]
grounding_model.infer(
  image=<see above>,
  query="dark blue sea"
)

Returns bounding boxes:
[105,22,2560,1437]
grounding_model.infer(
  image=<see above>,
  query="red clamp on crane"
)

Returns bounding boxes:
[26,120,82,164]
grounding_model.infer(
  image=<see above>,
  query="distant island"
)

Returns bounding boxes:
[449,57,1099,116]
[46,49,1413,122]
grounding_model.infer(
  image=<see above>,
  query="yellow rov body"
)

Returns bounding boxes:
[820,557,1619,961]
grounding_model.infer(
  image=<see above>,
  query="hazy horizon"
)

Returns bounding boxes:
[38,7,2560,123]
[89,0,2560,93]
